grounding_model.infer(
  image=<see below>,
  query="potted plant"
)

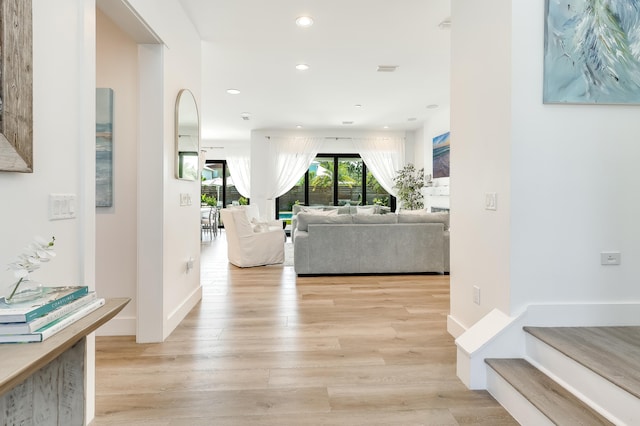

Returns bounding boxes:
[393,163,425,210]
[201,194,217,206]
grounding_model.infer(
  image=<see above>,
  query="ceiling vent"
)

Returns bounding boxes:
[240,112,251,121]
[377,65,398,72]
[342,121,354,125]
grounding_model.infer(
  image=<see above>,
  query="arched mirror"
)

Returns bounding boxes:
[175,89,200,180]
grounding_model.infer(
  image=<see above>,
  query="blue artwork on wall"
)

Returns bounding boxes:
[96,88,113,207]
[544,0,640,104]
[433,131,450,179]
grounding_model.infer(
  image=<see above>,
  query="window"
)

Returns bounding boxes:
[202,160,245,207]
[276,154,395,217]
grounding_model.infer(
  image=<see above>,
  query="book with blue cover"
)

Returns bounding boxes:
[0,286,89,323]
[0,292,97,334]
[0,297,105,343]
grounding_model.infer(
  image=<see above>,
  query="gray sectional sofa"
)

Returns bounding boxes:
[292,208,450,275]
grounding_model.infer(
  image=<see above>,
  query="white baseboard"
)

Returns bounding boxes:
[164,285,202,340]
[95,315,136,336]
[447,314,467,338]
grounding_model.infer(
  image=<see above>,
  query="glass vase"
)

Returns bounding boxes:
[4,277,43,304]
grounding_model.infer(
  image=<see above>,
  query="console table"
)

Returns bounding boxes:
[0,297,130,425]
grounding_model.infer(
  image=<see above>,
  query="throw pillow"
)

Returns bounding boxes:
[337,206,351,215]
[356,205,378,215]
[305,208,338,216]
[296,213,353,231]
[400,208,429,215]
[253,223,270,233]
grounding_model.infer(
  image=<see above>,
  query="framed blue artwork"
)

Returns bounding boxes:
[96,88,113,207]
[544,0,640,104]
[433,131,450,179]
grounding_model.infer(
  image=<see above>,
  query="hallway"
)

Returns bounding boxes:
[93,234,515,425]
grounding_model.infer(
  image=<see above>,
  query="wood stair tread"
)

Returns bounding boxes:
[524,326,640,399]
[486,358,614,425]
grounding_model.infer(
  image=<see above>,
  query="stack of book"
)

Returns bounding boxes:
[0,286,105,343]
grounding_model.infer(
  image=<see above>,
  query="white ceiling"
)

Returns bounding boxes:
[178,0,451,144]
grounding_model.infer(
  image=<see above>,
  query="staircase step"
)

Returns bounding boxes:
[524,326,640,399]
[485,358,614,425]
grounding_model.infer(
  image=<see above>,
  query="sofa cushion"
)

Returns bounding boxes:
[397,211,450,229]
[304,208,338,216]
[352,214,398,224]
[356,205,378,215]
[293,205,322,215]
[296,212,353,231]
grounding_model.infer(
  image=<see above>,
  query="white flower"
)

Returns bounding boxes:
[7,236,56,278]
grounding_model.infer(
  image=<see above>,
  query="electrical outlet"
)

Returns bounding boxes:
[473,285,481,305]
[601,252,621,265]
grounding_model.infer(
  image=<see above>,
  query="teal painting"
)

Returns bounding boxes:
[433,131,450,179]
[544,0,640,104]
[96,88,113,207]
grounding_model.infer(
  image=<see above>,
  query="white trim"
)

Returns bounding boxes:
[447,314,467,338]
[164,285,202,339]
[455,302,640,390]
[486,366,555,426]
[525,334,634,425]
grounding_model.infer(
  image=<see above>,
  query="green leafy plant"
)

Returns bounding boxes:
[238,196,248,205]
[201,194,217,206]
[373,197,389,207]
[393,163,425,210]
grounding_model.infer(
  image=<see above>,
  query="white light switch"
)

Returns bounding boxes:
[49,194,77,220]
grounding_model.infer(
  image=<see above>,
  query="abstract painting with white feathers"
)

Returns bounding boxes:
[544,0,640,104]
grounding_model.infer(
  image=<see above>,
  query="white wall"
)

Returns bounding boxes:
[509,1,640,311]
[449,0,512,332]
[95,9,138,334]
[449,0,640,334]
[115,0,203,341]
[0,0,97,420]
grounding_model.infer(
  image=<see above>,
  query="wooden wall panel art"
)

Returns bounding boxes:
[0,0,33,173]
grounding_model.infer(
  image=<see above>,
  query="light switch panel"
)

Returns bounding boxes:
[49,194,77,220]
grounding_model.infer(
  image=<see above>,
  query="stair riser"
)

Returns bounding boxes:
[486,366,555,426]
[526,333,637,425]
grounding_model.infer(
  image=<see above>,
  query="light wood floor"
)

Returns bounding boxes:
[93,232,517,425]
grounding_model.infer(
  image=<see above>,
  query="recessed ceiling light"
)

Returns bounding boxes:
[296,63,310,71]
[383,126,390,129]
[342,121,354,125]
[296,16,314,27]
[226,89,240,95]
[240,112,251,121]
[426,104,439,109]
[354,104,362,108]
[296,125,303,129]
[408,117,417,121]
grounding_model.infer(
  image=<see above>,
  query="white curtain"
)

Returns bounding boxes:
[226,154,251,198]
[269,136,324,198]
[352,137,405,196]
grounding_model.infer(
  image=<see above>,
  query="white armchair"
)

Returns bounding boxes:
[220,208,285,267]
